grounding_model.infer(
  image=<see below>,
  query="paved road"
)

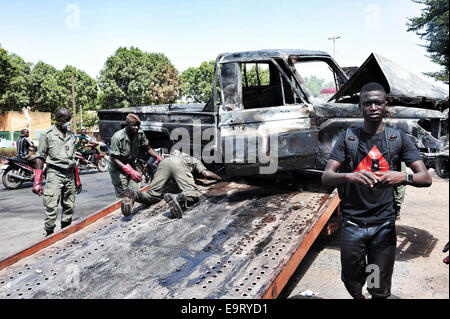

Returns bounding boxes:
[0,169,128,259]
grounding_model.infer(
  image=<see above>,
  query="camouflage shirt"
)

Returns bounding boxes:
[109,128,149,169]
[35,125,76,169]
[170,150,207,175]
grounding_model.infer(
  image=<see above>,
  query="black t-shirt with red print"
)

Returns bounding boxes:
[329,128,422,224]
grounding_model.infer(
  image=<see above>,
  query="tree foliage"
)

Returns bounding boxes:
[303,75,334,97]
[181,60,215,103]
[0,46,98,113]
[0,47,31,111]
[243,64,270,87]
[98,47,182,108]
[407,0,449,83]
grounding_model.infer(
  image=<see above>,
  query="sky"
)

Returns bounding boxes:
[0,0,447,88]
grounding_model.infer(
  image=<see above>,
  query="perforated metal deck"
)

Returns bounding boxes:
[0,178,339,299]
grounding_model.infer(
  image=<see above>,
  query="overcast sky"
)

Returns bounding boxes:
[0,0,447,88]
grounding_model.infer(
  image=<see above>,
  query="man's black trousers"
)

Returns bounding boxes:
[340,218,397,299]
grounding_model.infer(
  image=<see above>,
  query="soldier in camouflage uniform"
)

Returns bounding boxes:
[108,113,161,199]
[121,151,222,218]
[393,162,407,219]
[32,108,82,236]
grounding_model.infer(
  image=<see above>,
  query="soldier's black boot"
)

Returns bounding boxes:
[121,188,136,217]
[164,193,187,219]
[61,220,72,229]
[43,228,54,237]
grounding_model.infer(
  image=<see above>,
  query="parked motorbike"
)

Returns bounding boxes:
[75,142,108,172]
[1,157,46,190]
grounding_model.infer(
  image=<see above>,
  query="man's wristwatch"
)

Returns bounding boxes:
[406,173,414,185]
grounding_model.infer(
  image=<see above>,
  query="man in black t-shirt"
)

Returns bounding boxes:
[322,82,432,299]
[16,129,38,166]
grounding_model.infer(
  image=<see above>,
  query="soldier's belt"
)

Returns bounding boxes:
[47,164,74,174]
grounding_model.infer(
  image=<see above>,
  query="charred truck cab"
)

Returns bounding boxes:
[98,50,449,178]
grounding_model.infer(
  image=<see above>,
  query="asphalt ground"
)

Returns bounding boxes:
[0,168,126,260]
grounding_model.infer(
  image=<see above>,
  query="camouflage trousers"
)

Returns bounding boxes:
[43,168,75,232]
[393,162,407,212]
[108,161,140,199]
[134,156,201,206]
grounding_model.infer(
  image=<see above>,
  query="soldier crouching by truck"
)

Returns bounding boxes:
[121,150,222,218]
[32,108,82,236]
[107,113,162,199]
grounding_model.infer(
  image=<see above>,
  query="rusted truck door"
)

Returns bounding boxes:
[217,59,319,176]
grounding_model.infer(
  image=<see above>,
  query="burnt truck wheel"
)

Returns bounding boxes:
[435,158,449,179]
[2,168,23,189]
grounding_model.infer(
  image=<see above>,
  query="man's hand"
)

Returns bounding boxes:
[375,170,406,186]
[32,169,44,196]
[202,170,223,181]
[74,166,82,194]
[122,164,142,182]
[154,155,163,166]
[346,170,379,188]
[443,242,449,265]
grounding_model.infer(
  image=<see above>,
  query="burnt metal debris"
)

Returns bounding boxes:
[98,49,449,178]
[0,178,339,299]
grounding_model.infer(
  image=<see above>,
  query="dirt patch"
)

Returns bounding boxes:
[280,169,449,299]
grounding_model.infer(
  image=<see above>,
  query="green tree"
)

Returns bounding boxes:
[303,75,334,97]
[27,61,57,111]
[244,64,270,87]
[0,47,31,111]
[181,60,215,103]
[407,0,449,83]
[28,64,98,113]
[58,66,98,110]
[98,47,182,108]
[0,46,98,114]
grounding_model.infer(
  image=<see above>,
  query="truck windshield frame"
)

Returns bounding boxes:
[218,58,307,111]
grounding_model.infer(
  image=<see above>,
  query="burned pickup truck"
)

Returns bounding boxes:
[98,49,449,178]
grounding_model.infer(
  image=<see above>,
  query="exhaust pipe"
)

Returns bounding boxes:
[9,172,32,182]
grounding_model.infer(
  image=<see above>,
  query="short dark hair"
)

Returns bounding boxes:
[360,82,386,95]
[55,108,71,121]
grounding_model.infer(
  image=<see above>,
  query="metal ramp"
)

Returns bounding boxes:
[0,177,339,299]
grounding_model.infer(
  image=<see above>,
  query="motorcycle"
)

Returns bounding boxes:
[135,148,166,183]
[75,142,108,172]
[1,157,46,190]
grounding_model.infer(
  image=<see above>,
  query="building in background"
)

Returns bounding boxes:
[0,111,51,147]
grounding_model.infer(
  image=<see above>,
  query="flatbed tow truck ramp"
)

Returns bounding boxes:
[0,177,339,299]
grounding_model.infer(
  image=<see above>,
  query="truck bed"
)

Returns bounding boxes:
[0,177,339,299]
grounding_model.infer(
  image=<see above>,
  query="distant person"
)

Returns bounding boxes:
[121,151,222,218]
[74,128,96,163]
[32,108,82,236]
[321,82,432,299]
[16,129,38,166]
[107,113,162,199]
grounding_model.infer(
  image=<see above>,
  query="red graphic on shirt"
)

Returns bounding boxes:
[354,145,390,173]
